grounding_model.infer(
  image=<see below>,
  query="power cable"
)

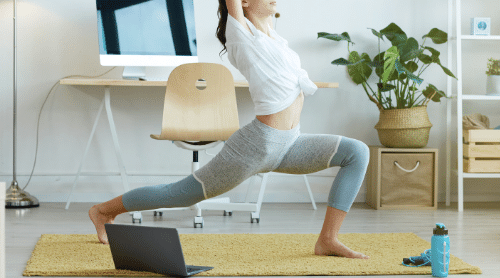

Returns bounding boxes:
[21,67,118,191]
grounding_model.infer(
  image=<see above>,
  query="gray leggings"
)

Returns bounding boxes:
[122,118,369,212]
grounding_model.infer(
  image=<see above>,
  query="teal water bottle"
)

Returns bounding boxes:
[431,223,450,277]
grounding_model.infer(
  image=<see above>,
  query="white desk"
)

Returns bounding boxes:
[59,78,339,209]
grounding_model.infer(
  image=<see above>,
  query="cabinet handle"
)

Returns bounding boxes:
[394,161,420,173]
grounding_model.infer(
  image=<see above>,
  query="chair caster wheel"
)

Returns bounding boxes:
[194,216,204,228]
[223,210,233,216]
[132,212,142,224]
[250,212,260,223]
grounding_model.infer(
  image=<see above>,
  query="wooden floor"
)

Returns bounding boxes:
[5,202,500,278]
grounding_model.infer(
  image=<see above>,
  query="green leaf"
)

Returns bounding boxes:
[377,83,396,92]
[418,53,433,64]
[395,59,423,85]
[399,37,422,62]
[374,52,385,78]
[331,58,367,67]
[398,73,408,82]
[332,58,353,66]
[423,84,447,102]
[380,23,407,46]
[347,51,372,84]
[382,46,399,83]
[424,46,440,63]
[368,59,383,68]
[422,46,457,79]
[405,61,419,73]
[408,85,418,92]
[372,52,385,68]
[439,63,457,79]
[423,28,448,44]
[368,28,384,40]
[318,32,352,43]
[374,52,397,81]
[392,34,408,47]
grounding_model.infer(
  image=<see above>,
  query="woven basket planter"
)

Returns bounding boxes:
[374,106,432,148]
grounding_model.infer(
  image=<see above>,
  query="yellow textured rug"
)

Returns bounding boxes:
[23,233,481,276]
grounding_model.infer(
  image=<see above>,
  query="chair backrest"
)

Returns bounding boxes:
[151,63,240,141]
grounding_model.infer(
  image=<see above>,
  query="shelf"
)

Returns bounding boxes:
[460,35,500,40]
[454,170,500,178]
[461,95,500,100]
[451,0,500,211]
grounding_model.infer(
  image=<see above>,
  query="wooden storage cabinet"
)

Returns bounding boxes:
[366,146,438,210]
[463,129,500,173]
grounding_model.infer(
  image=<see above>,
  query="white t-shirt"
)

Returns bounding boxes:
[225,14,318,116]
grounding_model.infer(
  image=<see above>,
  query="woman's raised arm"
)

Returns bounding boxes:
[225,0,253,34]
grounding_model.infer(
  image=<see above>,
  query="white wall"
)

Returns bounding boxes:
[0,0,499,204]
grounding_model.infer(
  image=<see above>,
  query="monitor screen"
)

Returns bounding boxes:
[96,0,197,67]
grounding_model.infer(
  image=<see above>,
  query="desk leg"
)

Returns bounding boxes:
[65,87,131,210]
[104,86,130,194]
[65,95,106,210]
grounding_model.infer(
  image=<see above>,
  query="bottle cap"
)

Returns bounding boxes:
[433,223,448,235]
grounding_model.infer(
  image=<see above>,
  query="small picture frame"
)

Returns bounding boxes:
[471,17,491,35]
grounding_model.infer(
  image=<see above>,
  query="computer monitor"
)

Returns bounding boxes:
[95,0,198,80]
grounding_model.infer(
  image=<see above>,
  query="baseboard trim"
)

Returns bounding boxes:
[2,175,499,204]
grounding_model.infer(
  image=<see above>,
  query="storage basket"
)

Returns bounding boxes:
[463,129,500,173]
[366,146,438,210]
[380,153,435,207]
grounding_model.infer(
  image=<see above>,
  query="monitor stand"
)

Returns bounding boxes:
[122,66,147,80]
[122,66,175,81]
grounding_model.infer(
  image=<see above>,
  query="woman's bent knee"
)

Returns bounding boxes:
[353,140,370,167]
[329,137,370,168]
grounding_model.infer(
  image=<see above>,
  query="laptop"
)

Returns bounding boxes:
[104,224,214,276]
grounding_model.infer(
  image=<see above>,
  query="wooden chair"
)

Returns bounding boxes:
[130,62,240,227]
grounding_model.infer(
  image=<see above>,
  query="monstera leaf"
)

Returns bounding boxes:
[345,51,372,85]
[373,52,397,81]
[382,46,399,84]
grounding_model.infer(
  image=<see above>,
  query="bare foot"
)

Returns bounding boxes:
[315,237,370,259]
[88,205,115,244]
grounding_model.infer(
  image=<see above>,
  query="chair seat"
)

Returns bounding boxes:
[181,141,217,145]
[173,140,222,151]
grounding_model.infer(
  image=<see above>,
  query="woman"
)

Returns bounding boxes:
[90,0,370,260]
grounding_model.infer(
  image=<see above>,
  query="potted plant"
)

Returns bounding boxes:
[318,23,457,148]
[486,58,500,96]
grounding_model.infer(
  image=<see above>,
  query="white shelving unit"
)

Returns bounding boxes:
[449,0,500,212]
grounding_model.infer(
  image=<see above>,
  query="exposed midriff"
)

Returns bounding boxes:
[256,90,304,130]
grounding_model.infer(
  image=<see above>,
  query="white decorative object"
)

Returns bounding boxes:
[486,75,500,95]
[471,17,491,35]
